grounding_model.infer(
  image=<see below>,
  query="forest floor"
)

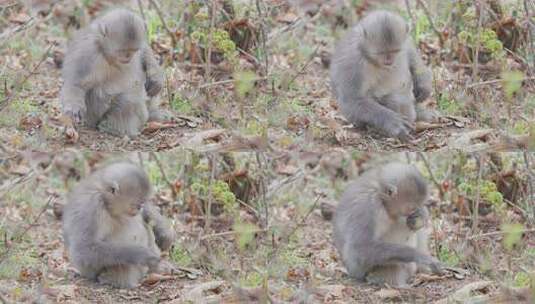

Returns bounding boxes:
[0,0,534,153]
[1,0,535,303]
[1,151,534,303]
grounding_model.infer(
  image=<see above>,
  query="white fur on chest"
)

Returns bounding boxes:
[98,212,153,247]
[362,54,413,99]
[94,53,147,98]
[374,209,417,247]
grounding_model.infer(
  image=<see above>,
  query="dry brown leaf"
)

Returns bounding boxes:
[374,288,402,300]
[142,273,175,286]
[142,121,178,134]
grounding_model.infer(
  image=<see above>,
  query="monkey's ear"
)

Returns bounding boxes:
[384,184,397,197]
[105,181,119,195]
[405,23,411,35]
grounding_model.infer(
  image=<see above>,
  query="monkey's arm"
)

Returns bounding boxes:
[339,93,414,141]
[66,199,160,270]
[141,46,164,97]
[60,40,100,123]
[407,43,432,103]
[142,203,175,251]
[60,83,87,123]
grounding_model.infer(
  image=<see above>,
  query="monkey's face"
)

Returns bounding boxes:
[105,36,141,65]
[362,40,405,68]
[381,184,427,222]
[99,22,143,65]
[361,18,408,68]
[101,172,151,218]
[103,186,148,218]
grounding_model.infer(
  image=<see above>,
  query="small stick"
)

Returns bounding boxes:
[0,43,53,112]
[147,0,176,47]
[415,0,444,46]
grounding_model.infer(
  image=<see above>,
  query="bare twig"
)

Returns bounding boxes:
[136,0,148,31]
[472,0,484,82]
[415,0,444,46]
[149,152,176,198]
[0,196,53,263]
[468,228,535,240]
[205,154,217,232]
[418,152,444,199]
[471,155,484,232]
[522,152,535,222]
[287,45,320,89]
[0,44,53,112]
[466,77,535,88]
[255,0,269,75]
[285,195,321,243]
[255,152,269,228]
[404,0,417,34]
[524,0,535,75]
[205,1,217,82]
[200,228,268,240]
[147,0,176,47]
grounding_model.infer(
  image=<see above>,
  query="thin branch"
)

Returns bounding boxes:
[472,0,484,82]
[205,1,217,82]
[147,0,176,47]
[524,0,535,75]
[284,195,321,243]
[205,154,217,232]
[471,155,484,232]
[149,152,176,198]
[417,152,444,199]
[415,0,444,46]
[468,228,535,240]
[255,0,269,75]
[522,152,535,222]
[200,228,268,240]
[404,0,417,34]
[0,43,53,112]
[136,0,148,31]
[0,196,53,263]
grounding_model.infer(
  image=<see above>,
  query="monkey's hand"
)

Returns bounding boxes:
[145,74,163,97]
[413,83,432,103]
[382,113,414,142]
[423,256,446,275]
[124,246,161,268]
[63,102,86,125]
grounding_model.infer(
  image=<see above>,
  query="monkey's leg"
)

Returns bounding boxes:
[98,95,149,137]
[415,105,439,122]
[97,265,147,289]
[408,44,433,103]
[73,240,160,272]
[85,88,112,128]
[379,94,417,124]
[142,203,175,251]
[366,264,414,287]
[146,97,171,122]
[356,241,442,275]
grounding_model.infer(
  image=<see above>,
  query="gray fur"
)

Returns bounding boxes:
[62,162,175,288]
[330,10,434,141]
[60,9,164,138]
[333,162,442,287]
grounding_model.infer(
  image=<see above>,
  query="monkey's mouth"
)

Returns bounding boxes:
[118,58,133,64]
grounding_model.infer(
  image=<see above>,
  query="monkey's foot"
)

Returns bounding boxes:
[416,106,440,122]
[148,109,173,122]
[97,121,141,139]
